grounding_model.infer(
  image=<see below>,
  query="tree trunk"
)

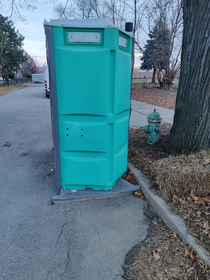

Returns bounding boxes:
[5,76,9,86]
[166,0,210,155]
[152,68,156,83]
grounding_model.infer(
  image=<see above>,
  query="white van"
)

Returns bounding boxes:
[32,74,44,84]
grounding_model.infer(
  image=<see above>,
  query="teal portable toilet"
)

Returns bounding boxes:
[44,19,133,192]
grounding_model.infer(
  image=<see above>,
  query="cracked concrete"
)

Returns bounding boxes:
[0,85,149,280]
[55,222,69,248]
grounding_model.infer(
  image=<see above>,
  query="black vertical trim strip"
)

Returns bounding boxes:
[44,25,61,190]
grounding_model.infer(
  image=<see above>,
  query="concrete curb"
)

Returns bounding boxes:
[128,162,210,263]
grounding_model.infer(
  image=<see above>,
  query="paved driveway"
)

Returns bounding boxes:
[0,84,148,280]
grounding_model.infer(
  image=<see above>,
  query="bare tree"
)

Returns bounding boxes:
[20,53,38,78]
[1,0,55,21]
[53,0,182,84]
[53,0,104,19]
[136,0,183,89]
[53,0,147,74]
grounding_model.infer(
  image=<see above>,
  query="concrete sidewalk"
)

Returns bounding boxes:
[130,99,174,127]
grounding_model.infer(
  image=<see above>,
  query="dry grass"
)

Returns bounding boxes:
[170,192,210,253]
[123,207,210,280]
[153,152,210,200]
[129,125,210,201]
[131,87,177,110]
[0,83,29,96]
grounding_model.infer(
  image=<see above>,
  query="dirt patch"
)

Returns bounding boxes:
[131,87,177,110]
[128,123,171,180]
[123,207,210,280]
[171,192,210,253]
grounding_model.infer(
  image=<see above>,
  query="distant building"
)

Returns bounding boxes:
[132,70,155,80]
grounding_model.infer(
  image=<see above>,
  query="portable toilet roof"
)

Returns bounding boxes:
[44,18,133,37]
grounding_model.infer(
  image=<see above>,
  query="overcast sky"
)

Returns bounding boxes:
[0,0,141,67]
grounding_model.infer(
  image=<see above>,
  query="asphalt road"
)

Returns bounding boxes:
[0,84,148,280]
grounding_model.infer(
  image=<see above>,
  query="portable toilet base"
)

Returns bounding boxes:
[52,178,140,202]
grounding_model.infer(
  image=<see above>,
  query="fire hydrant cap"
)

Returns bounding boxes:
[147,109,162,122]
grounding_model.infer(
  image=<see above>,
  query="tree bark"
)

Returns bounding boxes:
[166,0,210,155]
[5,77,9,86]
[152,68,156,83]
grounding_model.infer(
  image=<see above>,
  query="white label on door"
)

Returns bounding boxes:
[68,32,101,43]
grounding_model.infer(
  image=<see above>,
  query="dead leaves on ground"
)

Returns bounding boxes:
[123,208,210,280]
[153,251,161,260]
[47,171,55,176]
[129,124,210,256]
[133,190,145,199]
[171,192,210,252]
[131,87,177,110]
[123,170,138,186]
[122,171,146,199]
[19,152,28,157]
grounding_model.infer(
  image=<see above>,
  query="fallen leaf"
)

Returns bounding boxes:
[189,251,194,260]
[133,191,145,199]
[191,232,200,238]
[203,222,210,231]
[47,172,54,176]
[3,141,11,147]
[173,195,178,200]
[173,232,178,239]
[19,152,28,157]
[197,211,201,217]
[153,251,160,260]
[187,267,194,273]
[122,173,127,179]
[130,180,137,185]
[126,175,131,180]
[190,189,196,197]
